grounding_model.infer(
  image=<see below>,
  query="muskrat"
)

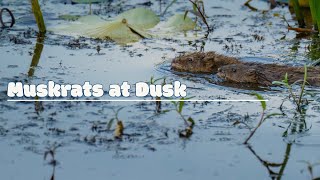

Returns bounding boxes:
[217,63,320,86]
[171,51,240,73]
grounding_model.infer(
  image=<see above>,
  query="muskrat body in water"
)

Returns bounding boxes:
[171,51,320,87]
[217,63,320,86]
[171,51,240,73]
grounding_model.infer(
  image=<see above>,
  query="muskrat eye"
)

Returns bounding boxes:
[232,68,236,72]
[187,58,193,62]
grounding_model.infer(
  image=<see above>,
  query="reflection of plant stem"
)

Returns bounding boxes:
[246,143,292,180]
[243,110,265,144]
[28,36,44,77]
[277,144,292,180]
[297,66,307,112]
[246,144,281,177]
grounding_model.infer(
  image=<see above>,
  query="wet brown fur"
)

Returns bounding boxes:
[171,51,320,87]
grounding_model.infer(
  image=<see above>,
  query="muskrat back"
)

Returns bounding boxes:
[171,51,240,73]
[217,63,320,86]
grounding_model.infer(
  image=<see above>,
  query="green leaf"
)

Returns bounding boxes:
[178,99,185,113]
[107,118,115,130]
[187,117,195,127]
[162,14,196,31]
[115,8,159,29]
[84,19,152,44]
[252,93,267,111]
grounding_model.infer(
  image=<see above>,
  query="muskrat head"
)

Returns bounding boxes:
[171,51,240,73]
[217,64,258,83]
[171,52,216,73]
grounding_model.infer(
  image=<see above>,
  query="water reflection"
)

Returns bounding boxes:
[247,143,291,180]
[28,36,44,77]
[248,108,310,179]
[307,34,320,61]
[27,36,45,114]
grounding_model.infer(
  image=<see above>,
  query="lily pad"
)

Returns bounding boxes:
[85,18,152,44]
[114,8,160,29]
[52,15,106,35]
[162,14,196,31]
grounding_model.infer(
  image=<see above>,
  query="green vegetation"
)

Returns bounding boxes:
[171,97,195,138]
[108,107,125,139]
[243,93,266,144]
[290,0,305,27]
[30,0,46,36]
[272,65,308,114]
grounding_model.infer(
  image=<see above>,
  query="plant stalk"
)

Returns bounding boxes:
[30,0,46,36]
[243,110,265,144]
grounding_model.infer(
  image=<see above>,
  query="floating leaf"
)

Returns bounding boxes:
[77,15,106,24]
[53,9,156,44]
[85,18,152,44]
[163,14,196,31]
[52,15,106,35]
[114,8,160,29]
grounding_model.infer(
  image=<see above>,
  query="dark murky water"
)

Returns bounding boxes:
[0,0,320,179]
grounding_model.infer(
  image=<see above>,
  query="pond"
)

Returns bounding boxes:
[0,0,320,179]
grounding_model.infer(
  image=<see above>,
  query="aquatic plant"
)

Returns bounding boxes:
[243,93,267,144]
[54,8,159,44]
[107,107,125,139]
[243,93,282,144]
[30,0,46,36]
[311,0,320,31]
[162,0,210,32]
[272,65,308,114]
[290,0,305,27]
[162,14,196,31]
[149,76,167,113]
[171,97,195,138]
[188,0,210,32]
[309,0,318,30]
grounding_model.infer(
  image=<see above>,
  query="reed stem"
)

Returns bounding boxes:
[30,0,46,36]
